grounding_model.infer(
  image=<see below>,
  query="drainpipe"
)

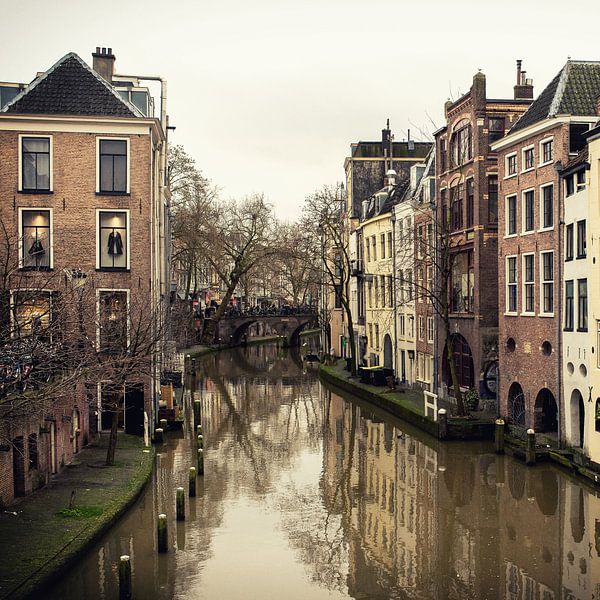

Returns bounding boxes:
[391,212,398,376]
[555,160,564,447]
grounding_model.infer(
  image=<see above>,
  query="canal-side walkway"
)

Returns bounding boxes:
[0,433,154,600]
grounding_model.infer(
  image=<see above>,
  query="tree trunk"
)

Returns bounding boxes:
[443,317,467,416]
[106,409,119,466]
[200,278,238,345]
[344,302,357,376]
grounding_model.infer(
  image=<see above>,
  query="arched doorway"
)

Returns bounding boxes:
[507,382,526,426]
[569,389,585,448]
[442,333,474,390]
[383,334,393,369]
[535,388,558,432]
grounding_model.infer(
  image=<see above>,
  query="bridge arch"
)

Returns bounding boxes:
[289,318,317,346]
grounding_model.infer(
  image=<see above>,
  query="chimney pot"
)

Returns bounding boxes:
[93,47,116,82]
[96,46,100,53]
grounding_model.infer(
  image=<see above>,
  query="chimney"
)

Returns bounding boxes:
[514,59,534,100]
[472,70,486,110]
[92,47,116,82]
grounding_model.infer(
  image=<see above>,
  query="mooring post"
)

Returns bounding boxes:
[526,429,536,466]
[160,419,168,435]
[119,555,132,600]
[191,357,196,371]
[193,400,201,429]
[189,467,197,497]
[196,424,203,436]
[197,434,203,449]
[495,419,505,454]
[154,428,164,444]
[157,513,168,553]
[438,408,448,440]
[176,487,185,521]
[197,448,204,475]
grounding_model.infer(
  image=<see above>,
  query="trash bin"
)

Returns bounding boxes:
[345,357,353,372]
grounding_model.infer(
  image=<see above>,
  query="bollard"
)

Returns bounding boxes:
[119,555,132,600]
[197,434,204,449]
[189,467,197,497]
[438,408,448,440]
[495,419,505,454]
[193,400,201,429]
[157,513,168,553]
[191,357,196,370]
[160,419,168,435]
[197,448,204,475]
[196,424,203,436]
[176,487,185,521]
[154,428,164,444]
[526,429,536,466]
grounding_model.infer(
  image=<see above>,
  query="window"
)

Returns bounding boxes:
[98,138,128,194]
[427,317,434,343]
[488,176,498,223]
[380,233,386,259]
[398,270,403,303]
[98,211,129,270]
[566,175,575,197]
[440,189,448,232]
[576,169,586,192]
[566,224,574,260]
[387,231,392,258]
[506,257,518,313]
[577,220,587,258]
[28,434,38,471]
[506,195,517,235]
[399,315,405,337]
[417,225,424,257]
[451,122,472,166]
[20,136,51,192]
[450,251,474,313]
[466,178,474,228]
[523,254,535,314]
[20,209,52,270]
[13,291,53,340]
[523,190,534,232]
[440,139,447,172]
[488,117,505,144]
[334,284,342,309]
[371,236,377,261]
[418,316,425,341]
[388,275,393,307]
[408,315,414,338]
[451,184,464,231]
[367,281,372,307]
[506,153,517,176]
[374,277,379,307]
[540,185,553,229]
[541,139,553,164]
[541,252,553,315]
[565,280,574,330]
[98,290,128,353]
[570,123,590,154]
[523,147,534,170]
[578,279,588,331]
[366,238,371,262]
[374,324,379,350]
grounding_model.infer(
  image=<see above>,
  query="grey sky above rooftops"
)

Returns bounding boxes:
[1,0,598,220]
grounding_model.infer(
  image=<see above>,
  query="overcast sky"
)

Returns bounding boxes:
[1,0,599,220]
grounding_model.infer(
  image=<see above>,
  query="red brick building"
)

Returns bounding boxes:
[434,66,533,405]
[494,60,600,435]
[0,49,169,505]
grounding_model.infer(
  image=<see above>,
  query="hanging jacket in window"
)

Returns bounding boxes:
[108,231,123,256]
[28,239,45,256]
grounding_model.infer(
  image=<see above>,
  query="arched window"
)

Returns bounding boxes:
[450,119,472,167]
[508,382,525,426]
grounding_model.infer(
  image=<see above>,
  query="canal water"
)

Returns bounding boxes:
[47,341,600,599]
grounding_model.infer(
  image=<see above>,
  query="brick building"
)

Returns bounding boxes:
[0,48,170,505]
[434,65,533,405]
[493,60,600,436]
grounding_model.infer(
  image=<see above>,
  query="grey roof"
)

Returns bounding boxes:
[511,61,600,133]
[1,52,142,118]
[363,178,410,221]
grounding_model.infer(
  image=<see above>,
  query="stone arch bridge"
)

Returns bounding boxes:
[214,313,318,347]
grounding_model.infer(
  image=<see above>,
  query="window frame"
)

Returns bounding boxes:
[577,279,588,332]
[427,316,434,343]
[96,137,130,195]
[539,183,554,231]
[96,209,131,271]
[506,194,517,237]
[539,251,554,316]
[521,145,535,172]
[505,152,517,178]
[522,188,535,234]
[539,137,554,166]
[96,288,131,352]
[18,134,53,193]
[18,207,54,270]
[506,255,518,315]
[564,280,574,331]
[522,253,535,315]
[576,220,587,259]
[566,223,574,261]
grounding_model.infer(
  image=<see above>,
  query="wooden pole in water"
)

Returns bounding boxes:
[160,419,168,435]
[176,487,185,521]
[438,408,447,440]
[495,419,505,454]
[154,428,164,444]
[189,467,196,497]
[119,555,132,600]
[526,429,536,465]
[197,448,204,475]
[197,434,203,449]
[196,424,203,436]
[157,513,168,553]
[193,400,201,429]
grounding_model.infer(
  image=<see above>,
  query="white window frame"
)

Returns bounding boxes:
[17,207,54,269]
[539,251,554,317]
[538,183,554,232]
[95,209,131,270]
[96,137,131,194]
[418,315,425,341]
[521,145,535,173]
[505,194,518,238]
[96,288,131,351]
[427,316,434,343]
[521,188,535,234]
[505,255,518,315]
[18,134,54,192]
[505,152,517,178]
[539,137,554,166]
[9,288,54,340]
[521,253,535,315]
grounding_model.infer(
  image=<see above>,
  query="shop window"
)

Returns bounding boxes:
[13,291,52,338]
[21,136,51,192]
[98,138,128,194]
[20,209,51,270]
[98,211,129,270]
[98,290,128,353]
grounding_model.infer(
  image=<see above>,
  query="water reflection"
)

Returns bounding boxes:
[46,340,600,599]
